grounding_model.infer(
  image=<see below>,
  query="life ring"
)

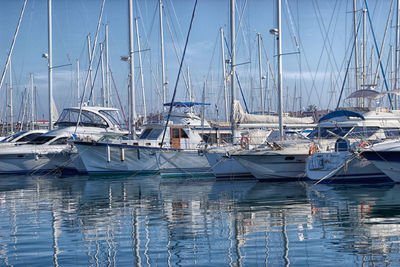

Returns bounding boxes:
[308,144,319,156]
[240,136,250,149]
[358,142,368,148]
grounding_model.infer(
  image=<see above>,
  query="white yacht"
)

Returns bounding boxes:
[75,103,219,177]
[0,106,126,175]
[233,108,400,181]
[361,139,400,183]
[306,108,400,183]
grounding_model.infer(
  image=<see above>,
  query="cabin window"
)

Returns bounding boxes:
[18,133,44,142]
[28,136,55,145]
[347,127,379,138]
[50,137,69,145]
[0,131,27,143]
[147,128,163,140]
[139,128,152,139]
[180,129,189,138]
[200,133,217,144]
[383,128,400,138]
[172,128,180,138]
[220,133,231,144]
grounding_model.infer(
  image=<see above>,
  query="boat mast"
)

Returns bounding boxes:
[230,0,236,143]
[395,0,400,109]
[353,0,359,107]
[128,0,136,137]
[220,27,229,122]
[276,0,284,140]
[105,24,110,107]
[87,35,94,105]
[30,73,34,130]
[159,0,167,110]
[257,32,264,115]
[48,0,53,130]
[135,18,147,123]
[9,59,13,134]
[76,59,80,105]
[100,43,106,107]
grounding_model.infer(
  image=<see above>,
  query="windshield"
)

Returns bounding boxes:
[28,136,56,145]
[308,127,352,139]
[99,110,126,129]
[0,131,27,143]
[308,126,379,139]
[55,109,108,128]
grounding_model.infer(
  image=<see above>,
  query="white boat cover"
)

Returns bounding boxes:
[233,100,314,124]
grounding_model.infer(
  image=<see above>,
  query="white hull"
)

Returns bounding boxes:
[232,153,308,180]
[157,150,214,178]
[75,142,159,176]
[306,152,390,183]
[0,145,79,175]
[367,160,400,183]
[205,151,252,179]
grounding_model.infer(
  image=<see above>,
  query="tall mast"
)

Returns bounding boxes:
[220,27,229,122]
[277,0,284,140]
[9,59,13,134]
[353,0,359,106]
[395,0,400,109]
[76,59,80,105]
[257,33,264,115]
[30,73,34,130]
[105,24,110,107]
[48,0,53,130]
[87,35,94,105]
[100,43,106,106]
[135,18,147,123]
[128,0,136,137]
[159,0,167,110]
[230,0,236,143]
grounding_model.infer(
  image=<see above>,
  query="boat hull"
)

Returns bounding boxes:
[205,151,253,179]
[232,153,308,181]
[362,150,400,183]
[306,152,391,183]
[75,142,159,176]
[157,150,214,178]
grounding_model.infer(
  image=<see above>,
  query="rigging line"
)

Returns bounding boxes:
[222,35,250,113]
[160,0,198,149]
[205,30,221,83]
[109,66,128,129]
[336,20,361,110]
[283,0,300,50]
[75,0,106,134]
[164,11,191,95]
[310,0,343,105]
[234,0,248,49]
[0,0,27,94]
[260,39,278,94]
[364,0,393,109]
[87,54,102,104]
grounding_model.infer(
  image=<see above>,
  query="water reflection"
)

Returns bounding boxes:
[0,175,400,266]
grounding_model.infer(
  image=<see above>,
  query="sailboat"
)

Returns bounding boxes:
[227,0,317,181]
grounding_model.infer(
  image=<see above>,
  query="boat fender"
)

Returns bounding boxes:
[308,144,319,156]
[240,136,250,149]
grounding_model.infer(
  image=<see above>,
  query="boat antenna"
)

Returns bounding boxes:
[159,0,198,148]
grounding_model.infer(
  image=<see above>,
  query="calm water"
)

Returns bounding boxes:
[1,175,400,266]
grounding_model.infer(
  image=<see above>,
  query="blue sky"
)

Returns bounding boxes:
[0,0,396,122]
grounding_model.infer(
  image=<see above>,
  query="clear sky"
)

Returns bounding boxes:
[0,0,396,123]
